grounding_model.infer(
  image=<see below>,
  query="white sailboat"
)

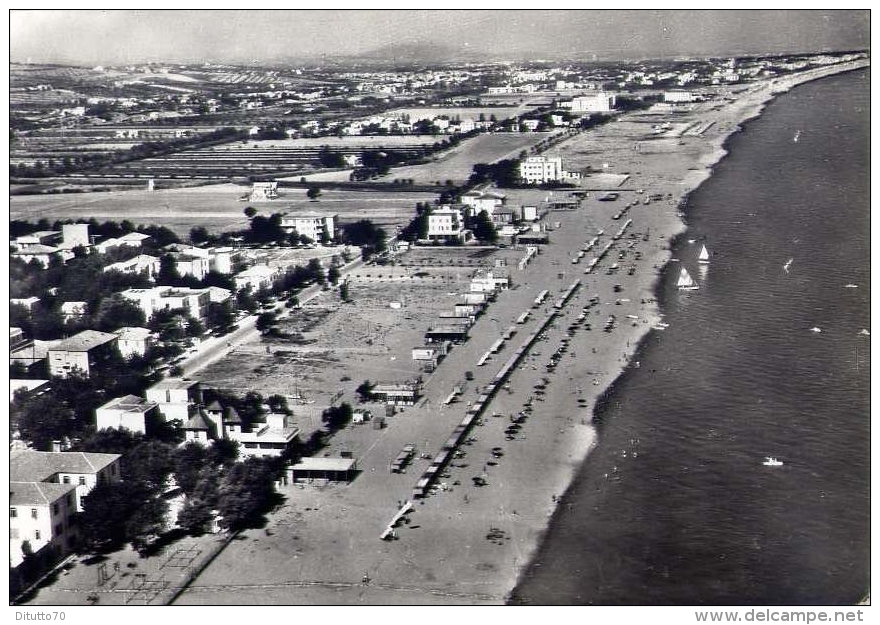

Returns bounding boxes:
[677,267,699,291]
[698,244,710,264]
[763,457,784,467]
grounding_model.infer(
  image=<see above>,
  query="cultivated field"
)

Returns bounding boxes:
[378,131,558,184]
[9,183,437,236]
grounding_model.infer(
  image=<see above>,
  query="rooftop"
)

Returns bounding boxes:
[148,377,199,391]
[183,411,211,430]
[13,244,60,254]
[290,457,357,472]
[10,481,77,506]
[98,394,158,414]
[10,450,121,482]
[113,326,152,340]
[49,330,117,352]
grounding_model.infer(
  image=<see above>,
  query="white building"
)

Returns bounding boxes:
[250,182,279,202]
[280,212,335,242]
[233,264,277,291]
[567,92,617,113]
[47,330,119,378]
[427,206,470,243]
[145,378,202,422]
[519,156,567,184]
[461,191,506,215]
[113,326,153,358]
[663,90,699,103]
[102,254,161,280]
[95,394,160,434]
[118,286,211,321]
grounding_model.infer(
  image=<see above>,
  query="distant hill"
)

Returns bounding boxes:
[352,42,487,66]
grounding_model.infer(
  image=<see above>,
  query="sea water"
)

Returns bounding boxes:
[510,68,870,605]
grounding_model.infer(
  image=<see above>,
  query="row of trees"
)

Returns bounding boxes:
[10,127,245,179]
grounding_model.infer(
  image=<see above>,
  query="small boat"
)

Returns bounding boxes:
[810,327,822,333]
[677,267,699,291]
[793,130,801,143]
[698,244,710,265]
[783,258,793,273]
[763,457,784,467]
[653,322,669,331]
[844,284,858,289]
[859,329,870,336]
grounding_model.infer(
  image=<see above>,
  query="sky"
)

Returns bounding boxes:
[9,9,870,66]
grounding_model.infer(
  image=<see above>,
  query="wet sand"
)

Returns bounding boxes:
[174,60,868,605]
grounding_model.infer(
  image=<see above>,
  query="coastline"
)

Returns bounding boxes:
[168,60,868,606]
[503,58,871,603]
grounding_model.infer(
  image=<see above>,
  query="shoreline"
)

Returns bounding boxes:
[503,59,871,603]
[168,61,868,606]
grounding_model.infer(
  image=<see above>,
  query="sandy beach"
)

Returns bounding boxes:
[164,60,868,605]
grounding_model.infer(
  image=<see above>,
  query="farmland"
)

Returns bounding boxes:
[9,183,435,237]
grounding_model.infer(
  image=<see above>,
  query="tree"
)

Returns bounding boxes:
[177,497,214,536]
[126,497,169,555]
[78,481,143,552]
[244,206,257,219]
[355,380,374,402]
[215,458,278,530]
[327,266,341,285]
[322,402,353,430]
[190,226,211,245]
[471,210,498,243]
[255,311,278,334]
[206,438,240,468]
[80,427,144,455]
[122,440,175,493]
[95,294,146,332]
[16,394,78,451]
[157,254,182,284]
[306,186,322,201]
[172,442,208,495]
[339,282,350,302]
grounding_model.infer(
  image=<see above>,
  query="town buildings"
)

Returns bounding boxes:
[280,212,335,242]
[95,394,161,434]
[10,450,122,566]
[518,155,569,184]
[427,206,471,243]
[46,330,119,378]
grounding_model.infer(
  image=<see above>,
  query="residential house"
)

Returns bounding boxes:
[119,286,211,321]
[102,254,161,280]
[11,245,73,268]
[567,92,617,112]
[461,190,506,215]
[113,326,153,358]
[11,449,122,514]
[427,206,471,243]
[47,330,119,378]
[95,394,161,434]
[233,264,277,291]
[280,212,335,243]
[10,481,78,567]
[14,230,62,250]
[144,378,202,422]
[169,252,210,281]
[519,156,567,184]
